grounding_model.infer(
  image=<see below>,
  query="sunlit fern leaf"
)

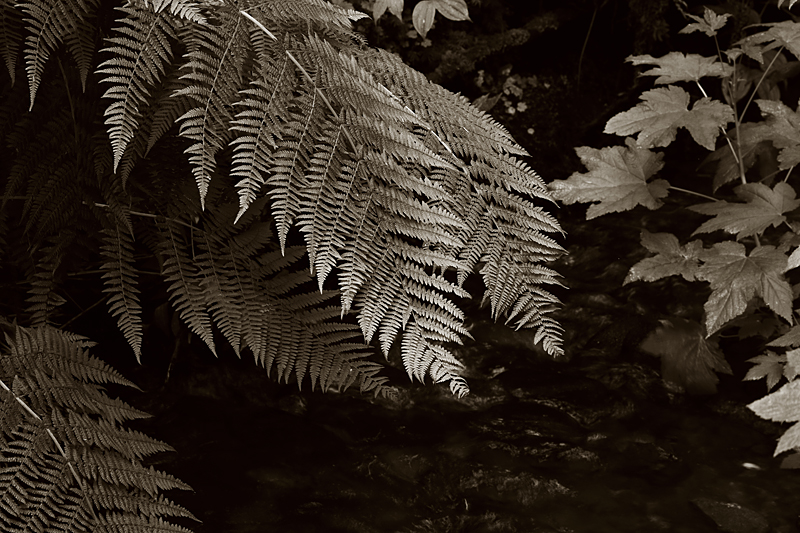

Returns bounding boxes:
[266,79,323,251]
[175,12,249,209]
[0,0,22,84]
[100,221,143,362]
[246,0,368,36]
[97,3,180,171]
[144,67,193,156]
[230,48,297,222]
[296,122,349,284]
[400,319,467,393]
[338,203,385,314]
[17,0,99,109]
[158,219,217,355]
[138,0,207,24]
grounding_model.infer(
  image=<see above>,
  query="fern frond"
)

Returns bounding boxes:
[137,0,207,24]
[18,0,99,109]
[266,79,323,251]
[98,3,180,170]
[158,219,217,354]
[62,5,97,91]
[230,47,297,222]
[100,220,143,362]
[401,319,467,396]
[175,11,249,208]
[24,233,72,327]
[0,0,22,84]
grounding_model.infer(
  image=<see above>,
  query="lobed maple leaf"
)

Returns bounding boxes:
[640,317,732,395]
[624,230,703,283]
[696,241,793,335]
[679,7,730,37]
[605,86,734,150]
[627,52,733,85]
[690,182,800,239]
[756,99,800,168]
[739,21,800,63]
[745,351,788,391]
[769,324,800,347]
[549,138,667,219]
[748,380,800,455]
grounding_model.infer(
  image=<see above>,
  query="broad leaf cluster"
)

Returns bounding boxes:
[550,6,800,461]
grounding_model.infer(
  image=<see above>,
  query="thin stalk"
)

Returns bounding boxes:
[741,45,784,120]
[668,185,717,202]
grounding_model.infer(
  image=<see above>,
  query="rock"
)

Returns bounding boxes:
[692,498,769,533]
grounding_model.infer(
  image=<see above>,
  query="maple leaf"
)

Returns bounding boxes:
[748,380,800,455]
[739,21,800,63]
[690,182,800,239]
[703,122,776,191]
[696,242,793,335]
[788,246,800,270]
[769,324,800,347]
[624,230,703,283]
[640,317,732,395]
[679,7,730,37]
[756,99,800,169]
[627,52,733,85]
[549,138,667,219]
[745,351,787,391]
[605,86,734,150]
[787,348,800,381]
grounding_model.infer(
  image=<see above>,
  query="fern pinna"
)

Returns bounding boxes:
[0,0,563,395]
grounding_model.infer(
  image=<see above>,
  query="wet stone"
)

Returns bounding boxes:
[692,498,770,533]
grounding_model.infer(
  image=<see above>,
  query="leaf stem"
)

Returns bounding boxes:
[668,185,717,202]
[741,45,784,120]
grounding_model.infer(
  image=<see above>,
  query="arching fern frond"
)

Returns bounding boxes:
[98,3,181,170]
[0,0,22,84]
[100,218,142,362]
[158,218,217,355]
[176,197,389,394]
[175,11,249,208]
[137,0,207,24]
[17,0,99,109]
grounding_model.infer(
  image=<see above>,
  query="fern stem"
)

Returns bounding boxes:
[668,185,716,202]
[0,378,100,523]
[238,10,358,150]
[577,2,598,89]
[59,296,106,329]
[239,9,456,159]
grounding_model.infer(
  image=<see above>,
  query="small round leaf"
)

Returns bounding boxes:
[413,1,436,38]
[431,0,470,21]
